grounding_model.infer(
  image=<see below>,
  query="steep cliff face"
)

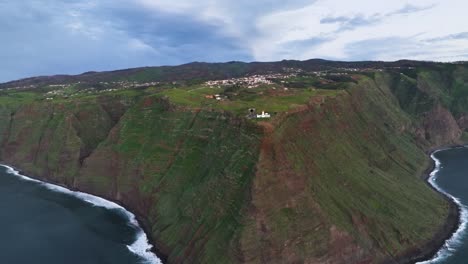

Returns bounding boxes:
[378,68,465,148]
[0,96,133,185]
[0,69,465,263]
[423,104,462,146]
[0,95,262,263]
[76,98,262,263]
[240,78,451,264]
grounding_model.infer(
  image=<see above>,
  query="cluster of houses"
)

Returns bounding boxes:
[99,81,160,89]
[3,84,37,91]
[203,67,383,89]
[45,90,65,97]
[205,73,297,89]
[43,86,126,100]
[204,94,227,101]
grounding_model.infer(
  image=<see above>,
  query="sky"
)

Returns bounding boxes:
[1,0,467,82]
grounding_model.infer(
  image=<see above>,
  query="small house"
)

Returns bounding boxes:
[257,111,271,119]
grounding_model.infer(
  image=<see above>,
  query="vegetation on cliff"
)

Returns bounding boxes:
[0,60,467,263]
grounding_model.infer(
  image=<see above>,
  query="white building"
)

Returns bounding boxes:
[257,111,271,119]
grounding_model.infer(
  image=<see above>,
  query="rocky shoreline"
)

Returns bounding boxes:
[394,146,464,264]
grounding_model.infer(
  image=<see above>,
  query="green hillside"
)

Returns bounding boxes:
[0,61,466,263]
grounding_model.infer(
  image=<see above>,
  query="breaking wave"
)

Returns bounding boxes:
[417,150,468,264]
[1,165,162,264]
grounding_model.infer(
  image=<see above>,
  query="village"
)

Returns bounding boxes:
[98,81,161,89]
[203,66,385,89]
[205,73,296,89]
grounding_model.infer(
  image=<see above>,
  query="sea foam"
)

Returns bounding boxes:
[1,165,162,264]
[416,150,468,264]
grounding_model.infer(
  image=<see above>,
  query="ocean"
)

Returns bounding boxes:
[0,165,161,264]
[418,147,468,264]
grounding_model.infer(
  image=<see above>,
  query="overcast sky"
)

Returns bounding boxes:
[1,0,467,82]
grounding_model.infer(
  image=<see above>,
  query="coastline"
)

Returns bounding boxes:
[0,146,465,264]
[395,145,465,264]
[0,163,168,264]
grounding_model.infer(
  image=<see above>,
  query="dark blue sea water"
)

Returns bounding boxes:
[418,147,468,264]
[0,165,161,264]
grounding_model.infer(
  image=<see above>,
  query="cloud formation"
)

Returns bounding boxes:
[0,0,467,81]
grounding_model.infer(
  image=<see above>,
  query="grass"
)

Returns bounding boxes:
[0,91,41,105]
[0,79,344,118]
[75,100,262,263]
[239,78,449,263]
[296,80,447,251]
[159,85,343,115]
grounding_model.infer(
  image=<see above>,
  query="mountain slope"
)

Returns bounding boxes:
[0,61,466,263]
[240,76,454,263]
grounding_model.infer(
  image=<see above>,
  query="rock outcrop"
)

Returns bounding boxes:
[423,104,462,146]
[457,114,468,131]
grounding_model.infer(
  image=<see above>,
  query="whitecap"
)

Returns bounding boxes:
[417,150,468,264]
[0,164,162,264]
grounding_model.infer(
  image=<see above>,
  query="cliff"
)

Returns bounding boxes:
[0,62,467,263]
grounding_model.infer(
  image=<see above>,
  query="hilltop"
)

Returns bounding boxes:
[0,59,467,263]
[0,59,448,90]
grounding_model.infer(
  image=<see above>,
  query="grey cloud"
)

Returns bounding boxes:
[320,14,381,31]
[389,3,437,16]
[283,36,332,49]
[320,16,349,24]
[344,37,423,61]
[277,36,332,58]
[427,32,468,42]
[320,3,436,33]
